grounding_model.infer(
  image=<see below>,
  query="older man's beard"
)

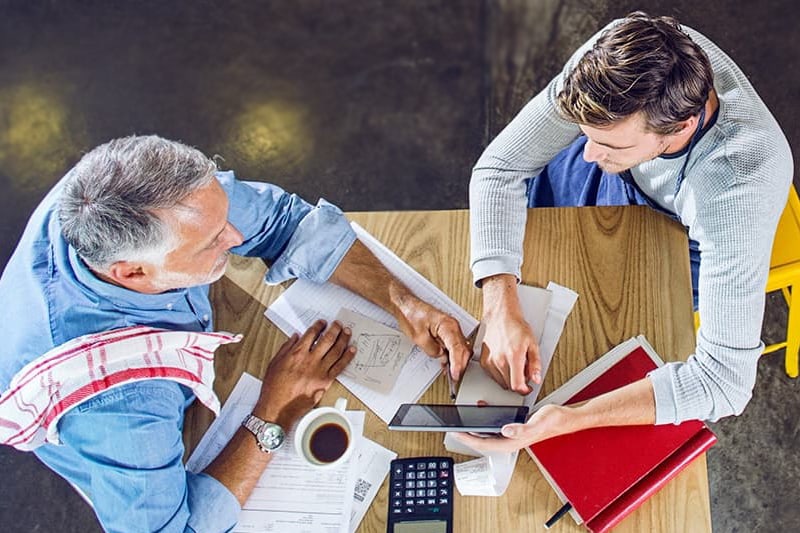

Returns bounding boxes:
[150,251,231,292]
[206,251,231,282]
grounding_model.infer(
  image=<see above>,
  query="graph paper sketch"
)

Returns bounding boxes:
[335,307,414,393]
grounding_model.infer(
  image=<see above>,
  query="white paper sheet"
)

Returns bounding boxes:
[186,372,264,473]
[185,373,368,533]
[529,281,580,408]
[335,308,414,393]
[348,437,397,533]
[266,222,479,422]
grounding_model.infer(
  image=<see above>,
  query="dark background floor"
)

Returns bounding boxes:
[0,1,797,532]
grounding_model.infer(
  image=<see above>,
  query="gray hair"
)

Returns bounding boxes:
[58,135,217,270]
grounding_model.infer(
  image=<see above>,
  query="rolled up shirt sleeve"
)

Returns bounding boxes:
[217,171,356,285]
[185,472,241,533]
[52,381,240,533]
[648,340,763,424]
[262,198,356,285]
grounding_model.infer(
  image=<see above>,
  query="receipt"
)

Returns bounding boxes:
[349,437,397,533]
[453,453,517,497]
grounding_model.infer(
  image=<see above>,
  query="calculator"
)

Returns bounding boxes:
[387,456,454,533]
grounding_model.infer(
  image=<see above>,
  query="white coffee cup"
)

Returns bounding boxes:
[294,397,355,468]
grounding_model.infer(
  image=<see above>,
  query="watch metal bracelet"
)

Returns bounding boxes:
[243,414,266,436]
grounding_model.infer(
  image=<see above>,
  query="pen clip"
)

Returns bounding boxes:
[465,322,481,348]
[445,322,482,402]
[445,365,457,402]
[465,322,484,360]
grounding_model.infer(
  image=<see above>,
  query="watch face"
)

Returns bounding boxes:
[258,424,285,452]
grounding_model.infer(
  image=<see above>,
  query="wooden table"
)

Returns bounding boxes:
[183,206,711,533]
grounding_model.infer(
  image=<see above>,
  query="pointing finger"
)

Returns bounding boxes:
[526,343,542,384]
[509,355,532,395]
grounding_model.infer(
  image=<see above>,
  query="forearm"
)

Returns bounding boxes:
[468,75,580,286]
[203,428,273,506]
[330,238,412,320]
[558,377,656,433]
[203,402,292,506]
[481,273,523,319]
[331,238,470,371]
[468,174,528,285]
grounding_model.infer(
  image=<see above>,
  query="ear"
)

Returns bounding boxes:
[104,261,156,292]
[671,115,698,136]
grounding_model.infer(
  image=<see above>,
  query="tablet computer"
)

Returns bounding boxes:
[387,403,528,433]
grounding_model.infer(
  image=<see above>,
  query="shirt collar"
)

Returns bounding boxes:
[67,245,187,311]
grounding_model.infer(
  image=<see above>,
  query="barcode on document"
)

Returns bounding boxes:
[354,478,372,502]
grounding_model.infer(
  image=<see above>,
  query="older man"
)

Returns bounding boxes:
[461,12,793,452]
[0,135,470,532]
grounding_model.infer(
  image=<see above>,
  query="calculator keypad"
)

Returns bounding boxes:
[390,457,453,516]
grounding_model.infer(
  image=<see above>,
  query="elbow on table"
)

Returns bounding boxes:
[688,342,760,422]
[714,389,752,421]
[705,378,754,422]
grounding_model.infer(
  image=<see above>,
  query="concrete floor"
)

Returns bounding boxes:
[0,1,797,531]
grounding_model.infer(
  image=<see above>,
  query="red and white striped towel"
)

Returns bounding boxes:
[0,325,242,451]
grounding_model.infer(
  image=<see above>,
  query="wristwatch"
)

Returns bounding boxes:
[242,414,286,453]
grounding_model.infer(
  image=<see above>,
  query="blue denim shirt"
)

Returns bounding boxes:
[0,171,356,532]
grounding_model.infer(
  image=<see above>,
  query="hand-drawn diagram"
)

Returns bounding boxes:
[335,308,414,393]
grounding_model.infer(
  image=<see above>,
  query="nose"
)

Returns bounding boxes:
[583,139,606,164]
[222,222,244,249]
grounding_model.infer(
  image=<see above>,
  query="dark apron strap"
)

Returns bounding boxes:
[675,106,706,194]
[618,106,707,219]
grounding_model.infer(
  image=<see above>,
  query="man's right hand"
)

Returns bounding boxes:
[480,312,541,394]
[253,320,356,428]
[454,403,567,452]
[479,274,542,395]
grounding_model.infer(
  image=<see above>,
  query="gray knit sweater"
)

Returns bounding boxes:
[469,21,794,424]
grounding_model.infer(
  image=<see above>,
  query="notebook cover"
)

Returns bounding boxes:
[586,428,716,533]
[528,341,715,531]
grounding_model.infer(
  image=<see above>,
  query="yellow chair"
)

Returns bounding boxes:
[694,184,800,377]
[763,184,800,377]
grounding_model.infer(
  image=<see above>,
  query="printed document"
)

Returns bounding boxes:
[348,437,397,532]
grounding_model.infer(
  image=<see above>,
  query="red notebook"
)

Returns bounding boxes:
[526,336,716,533]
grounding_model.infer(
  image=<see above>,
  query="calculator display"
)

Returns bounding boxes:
[394,520,448,533]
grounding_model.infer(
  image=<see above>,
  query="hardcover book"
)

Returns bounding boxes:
[526,336,716,533]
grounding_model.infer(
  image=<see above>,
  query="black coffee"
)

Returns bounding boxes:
[309,422,349,463]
